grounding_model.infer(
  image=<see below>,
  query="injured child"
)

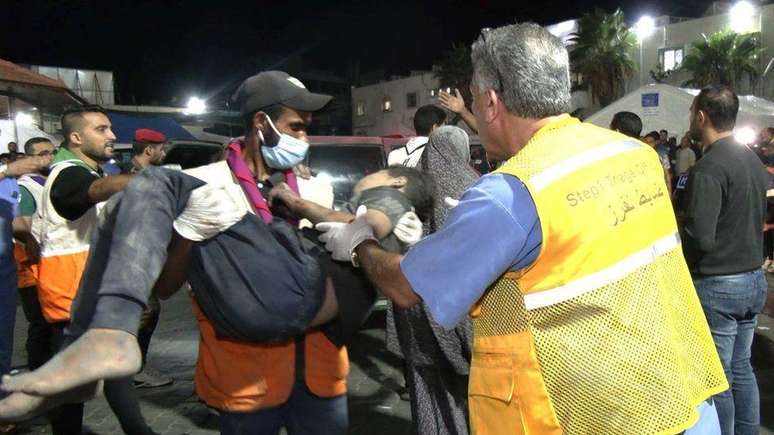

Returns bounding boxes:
[0,162,434,420]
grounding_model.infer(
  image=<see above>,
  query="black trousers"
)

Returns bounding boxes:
[48,322,83,435]
[17,285,52,370]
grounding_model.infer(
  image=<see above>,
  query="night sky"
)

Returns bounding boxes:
[1,0,719,107]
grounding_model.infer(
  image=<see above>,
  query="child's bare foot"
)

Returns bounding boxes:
[0,381,101,422]
[2,329,140,396]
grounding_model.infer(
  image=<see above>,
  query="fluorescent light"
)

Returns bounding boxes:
[730,1,756,33]
[185,97,207,115]
[14,112,35,127]
[634,16,656,42]
[734,126,757,145]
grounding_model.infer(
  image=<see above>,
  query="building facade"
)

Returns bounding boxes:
[593,2,774,114]
[351,71,443,137]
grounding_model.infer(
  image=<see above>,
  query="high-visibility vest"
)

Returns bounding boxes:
[14,174,45,288]
[32,160,102,323]
[185,161,349,412]
[468,115,727,435]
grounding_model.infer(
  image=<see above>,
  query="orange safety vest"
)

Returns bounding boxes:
[32,156,102,323]
[467,116,727,435]
[15,174,46,289]
[14,244,36,288]
[182,161,349,412]
[192,301,348,412]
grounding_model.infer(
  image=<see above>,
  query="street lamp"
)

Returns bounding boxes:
[634,16,656,88]
[730,1,756,34]
[185,97,206,115]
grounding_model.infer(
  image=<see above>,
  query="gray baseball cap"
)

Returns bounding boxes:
[232,71,333,115]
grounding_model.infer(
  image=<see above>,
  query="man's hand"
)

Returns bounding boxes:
[22,235,40,265]
[393,211,423,246]
[439,89,466,114]
[5,156,52,178]
[293,164,316,180]
[316,206,377,262]
[268,182,301,208]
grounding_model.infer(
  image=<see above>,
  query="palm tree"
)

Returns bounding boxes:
[433,43,473,102]
[680,30,763,92]
[569,8,636,107]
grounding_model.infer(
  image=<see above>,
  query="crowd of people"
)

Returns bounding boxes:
[0,22,766,435]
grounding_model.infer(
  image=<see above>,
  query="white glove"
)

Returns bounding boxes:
[316,206,377,262]
[444,197,460,208]
[173,183,248,241]
[393,211,423,246]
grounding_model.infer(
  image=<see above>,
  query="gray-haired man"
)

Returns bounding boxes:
[317,23,726,434]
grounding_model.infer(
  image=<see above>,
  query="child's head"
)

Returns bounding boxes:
[353,166,435,222]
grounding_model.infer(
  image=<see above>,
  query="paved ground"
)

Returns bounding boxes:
[6,283,774,434]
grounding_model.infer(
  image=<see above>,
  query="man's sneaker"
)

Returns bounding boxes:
[133,367,174,389]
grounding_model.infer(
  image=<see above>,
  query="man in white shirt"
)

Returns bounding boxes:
[675,135,697,175]
[387,105,447,167]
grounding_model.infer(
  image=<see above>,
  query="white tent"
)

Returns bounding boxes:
[0,120,59,153]
[585,84,774,141]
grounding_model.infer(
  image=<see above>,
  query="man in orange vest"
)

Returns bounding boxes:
[13,137,55,373]
[316,23,726,435]
[0,73,351,435]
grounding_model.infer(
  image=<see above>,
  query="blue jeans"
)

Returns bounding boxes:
[0,224,17,400]
[0,265,15,394]
[219,381,348,435]
[694,270,767,435]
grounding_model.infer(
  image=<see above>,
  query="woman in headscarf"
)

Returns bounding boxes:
[386,125,478,435]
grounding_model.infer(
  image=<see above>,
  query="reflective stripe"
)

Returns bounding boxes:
[530,140,642,192]
[41,244,90,257]
[524,231,681,310]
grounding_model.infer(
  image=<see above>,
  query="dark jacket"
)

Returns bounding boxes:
[682,136,768,275]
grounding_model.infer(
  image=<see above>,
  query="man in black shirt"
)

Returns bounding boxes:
[33,106,144,435]
[682,86,768,435]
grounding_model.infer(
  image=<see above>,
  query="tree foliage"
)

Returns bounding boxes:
[569,8,636,106]
[433,42,473,104]
[680,30,762,92]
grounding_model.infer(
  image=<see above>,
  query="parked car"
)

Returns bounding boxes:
[307,136,401,210]
[110,139,224,170]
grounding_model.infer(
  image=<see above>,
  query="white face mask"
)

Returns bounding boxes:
[258,116,309,169]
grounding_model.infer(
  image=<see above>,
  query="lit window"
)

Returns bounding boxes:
[356,101,365,116]
[660,48,684,72]
[406,92,417,108]
[382,96,392,112]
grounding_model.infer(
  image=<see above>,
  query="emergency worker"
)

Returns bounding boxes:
[316,23,727,435]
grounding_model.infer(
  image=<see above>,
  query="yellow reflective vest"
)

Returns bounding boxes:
[468,115,727,435]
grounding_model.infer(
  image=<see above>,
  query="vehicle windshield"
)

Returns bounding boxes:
[307,145,385,204]
[165,144,223,169]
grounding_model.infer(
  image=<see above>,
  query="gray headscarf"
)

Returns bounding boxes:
[421,125,478,233]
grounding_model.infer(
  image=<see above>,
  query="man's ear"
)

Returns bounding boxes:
[254,112,269,133]
[484,89,501,123]
[696,110,706,128]
[68,131,82,147]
